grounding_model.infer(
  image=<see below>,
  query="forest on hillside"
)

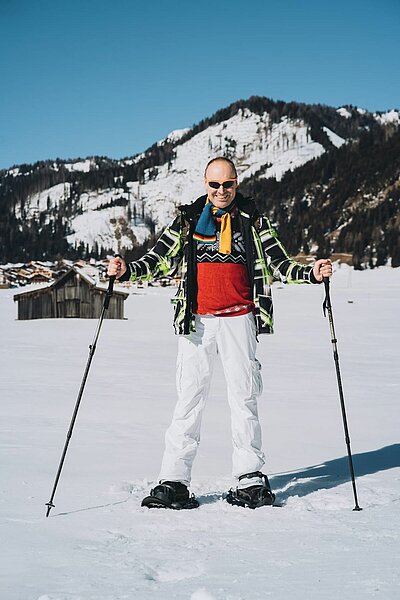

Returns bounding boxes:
[241,127,400,268]
[0,97,399,266]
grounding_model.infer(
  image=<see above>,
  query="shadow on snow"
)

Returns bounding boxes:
[195,444,400,507]
[272,443,400,504]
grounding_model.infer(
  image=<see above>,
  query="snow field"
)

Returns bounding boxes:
[1,266,399,599]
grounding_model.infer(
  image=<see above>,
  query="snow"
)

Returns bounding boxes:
[1,262,26,269]
[12,281,52,294]
[374,110,400,126]
[1,265,400,599]
[323,126,346,148]
[162,128,191,143]
[6,167,20,176]
[259,118,325,181]
[14,179,148,253]
[66,188,150,251]
[16,183,71,220]
[64,159,94,173]
[337,107,352,119]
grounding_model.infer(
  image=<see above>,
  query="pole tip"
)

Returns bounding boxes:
[45,501,55,517]
[353,506,363,512]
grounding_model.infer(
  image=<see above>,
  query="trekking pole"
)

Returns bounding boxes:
[45,271,118,517]
[323,277,362,511]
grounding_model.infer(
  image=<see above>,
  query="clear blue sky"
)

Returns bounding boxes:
[0,0,399,170]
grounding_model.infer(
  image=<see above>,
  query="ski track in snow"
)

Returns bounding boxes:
[1,266,400,600]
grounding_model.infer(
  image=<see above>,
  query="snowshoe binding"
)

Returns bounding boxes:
[141,481,199,510]
[226,471,276,509]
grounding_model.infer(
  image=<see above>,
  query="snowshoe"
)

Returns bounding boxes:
[141,481,199,510]
[226,471,276,509]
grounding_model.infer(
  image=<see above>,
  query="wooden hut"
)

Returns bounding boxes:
[13,266,128,320]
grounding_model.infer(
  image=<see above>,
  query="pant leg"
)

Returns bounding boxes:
[158,316,218,485]
[216,312,265,479]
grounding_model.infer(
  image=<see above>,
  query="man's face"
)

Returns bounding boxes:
[204,160,238,209]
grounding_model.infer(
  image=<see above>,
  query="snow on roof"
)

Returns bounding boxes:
[13,281,53,298]
[75,264,99,280]
[0,262,26,269]
[13,265,128,299]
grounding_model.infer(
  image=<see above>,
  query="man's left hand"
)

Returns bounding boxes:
[313,259,333,282]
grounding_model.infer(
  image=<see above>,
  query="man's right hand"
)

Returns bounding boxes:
[107,256,127,279]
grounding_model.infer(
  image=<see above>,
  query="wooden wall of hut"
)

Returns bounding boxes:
[55,274,91,318]
[16,289,55,320]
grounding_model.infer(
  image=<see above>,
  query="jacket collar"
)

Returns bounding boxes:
[179,192,258,221]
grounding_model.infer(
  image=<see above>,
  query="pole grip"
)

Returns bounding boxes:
[322,277,331,316]
[104,254,122,310]
[104,276,115,309]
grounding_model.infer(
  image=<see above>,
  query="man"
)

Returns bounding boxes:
[108,157,332,510]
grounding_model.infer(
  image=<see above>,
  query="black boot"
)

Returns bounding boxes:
[141,481,199,509]
[226,471,275,509]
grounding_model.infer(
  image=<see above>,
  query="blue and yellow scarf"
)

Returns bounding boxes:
[193,200,233,254]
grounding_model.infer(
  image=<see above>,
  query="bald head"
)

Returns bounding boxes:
[204,157,237,178]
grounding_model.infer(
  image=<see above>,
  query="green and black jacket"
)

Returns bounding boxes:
[119,193,319,335]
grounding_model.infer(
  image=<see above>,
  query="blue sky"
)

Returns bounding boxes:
[0,0,399,170]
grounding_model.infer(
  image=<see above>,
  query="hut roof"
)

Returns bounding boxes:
[13,265,129,301]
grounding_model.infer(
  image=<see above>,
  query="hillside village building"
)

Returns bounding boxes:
[0,260,63,288]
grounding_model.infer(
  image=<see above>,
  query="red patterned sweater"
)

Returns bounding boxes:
[195,211,254,317]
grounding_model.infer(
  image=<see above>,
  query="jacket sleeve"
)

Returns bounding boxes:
[118,216,183,282]
[258,216,319,284]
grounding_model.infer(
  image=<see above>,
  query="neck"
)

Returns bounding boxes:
[208,198,235,212]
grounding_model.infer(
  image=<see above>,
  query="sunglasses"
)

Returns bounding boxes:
[206,179,237,189]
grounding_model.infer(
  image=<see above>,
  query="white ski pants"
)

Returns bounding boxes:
[158,312,265,485]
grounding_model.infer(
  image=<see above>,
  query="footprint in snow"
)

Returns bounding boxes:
[143,560,205,583]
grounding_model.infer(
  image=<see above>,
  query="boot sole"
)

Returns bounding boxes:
[141,495,199,510]
[226,492,276,509]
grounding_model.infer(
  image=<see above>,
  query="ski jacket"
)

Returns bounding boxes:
[120,193,319,335]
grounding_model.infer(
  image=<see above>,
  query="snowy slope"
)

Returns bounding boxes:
[18,109,334,254]
[66,187,149,252]
[1,266,399,599]
[125,110,327,229]
[15,183,72,221]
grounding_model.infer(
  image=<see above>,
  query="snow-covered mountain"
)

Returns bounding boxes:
[1,96,399,265]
